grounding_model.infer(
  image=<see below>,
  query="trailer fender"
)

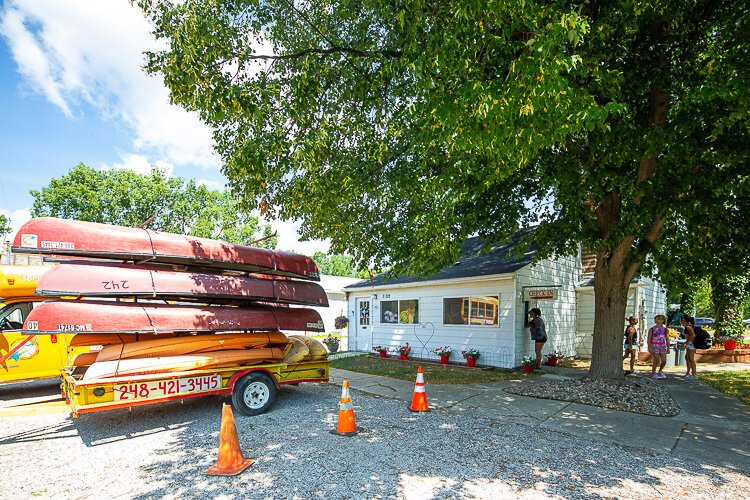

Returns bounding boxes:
[227,367,280,392]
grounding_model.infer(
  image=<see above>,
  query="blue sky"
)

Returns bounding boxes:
[0,0,326,253]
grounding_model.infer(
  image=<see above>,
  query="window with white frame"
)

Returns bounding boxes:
[443,296,499,326]
[380,299,419,324]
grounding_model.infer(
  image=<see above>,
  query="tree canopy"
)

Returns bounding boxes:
[312,251,369,279]
[0,215,11,241]
[141,0,750,378]
[31,164,277,247]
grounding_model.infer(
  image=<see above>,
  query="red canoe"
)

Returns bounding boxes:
[35,261,328,307]
[22,300,325,335]
[12,217,320,281]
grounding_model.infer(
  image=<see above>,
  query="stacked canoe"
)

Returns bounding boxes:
[13,218,330,380]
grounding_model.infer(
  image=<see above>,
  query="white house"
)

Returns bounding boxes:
[343,234,667,368]
[316,274,362,334]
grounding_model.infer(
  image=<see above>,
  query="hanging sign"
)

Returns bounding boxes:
[523,288,559,300]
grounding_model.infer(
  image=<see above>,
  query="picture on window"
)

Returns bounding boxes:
[380,299,419,324]
[443,296,499,326]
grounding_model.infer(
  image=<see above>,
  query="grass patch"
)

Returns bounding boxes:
[698,370,750,407]
[330,355,538,384]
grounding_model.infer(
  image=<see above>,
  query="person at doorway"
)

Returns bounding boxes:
[680,314,698,380]
[528,308,547,369]
[647,314,669,379]
[622,316,638,375]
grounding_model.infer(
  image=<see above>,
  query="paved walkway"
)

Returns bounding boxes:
[330,365,750,473]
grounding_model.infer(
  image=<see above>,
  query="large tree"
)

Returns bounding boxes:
[31,164,277,247]
[312,251,370,279]
[141,0,750,379]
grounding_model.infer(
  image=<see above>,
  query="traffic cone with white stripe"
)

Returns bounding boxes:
[330,380,358,436]
[409,366,430,412]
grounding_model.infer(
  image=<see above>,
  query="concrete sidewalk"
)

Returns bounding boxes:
[330,366,750,472]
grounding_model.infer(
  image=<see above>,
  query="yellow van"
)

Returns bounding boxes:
[0,265,81,383]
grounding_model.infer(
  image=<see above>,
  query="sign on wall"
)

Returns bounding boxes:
[523,288,559,300]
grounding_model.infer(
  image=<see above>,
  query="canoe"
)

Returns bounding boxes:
[22,300,325,335]
[12,217,320,281]
[82,347,285,380]
[35,261,328,307]
[290,335,328,360]
[94,332,289,362]
[69,330,289,347]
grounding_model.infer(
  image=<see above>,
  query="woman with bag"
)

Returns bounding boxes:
[529,308,547,369]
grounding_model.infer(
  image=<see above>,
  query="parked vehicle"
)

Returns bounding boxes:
[0,265,89,384]
[694,317,715,328]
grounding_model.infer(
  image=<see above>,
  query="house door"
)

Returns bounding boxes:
[355,298,371,351]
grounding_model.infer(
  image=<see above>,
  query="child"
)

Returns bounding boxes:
[680,314,698,380]
[647,315,670,379]
[622,316,638,374]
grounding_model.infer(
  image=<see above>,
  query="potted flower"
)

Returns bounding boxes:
[433,346,453,365]
[521,356,535,373]
[462,348,480,367]
[372,345,388,358]
[544,349,564,367]
[717,333,743,351]
[334,315,349,330]
[398,343,411,361]
[322,335,340,353]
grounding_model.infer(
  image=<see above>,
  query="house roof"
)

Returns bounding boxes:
[345,230,536,290]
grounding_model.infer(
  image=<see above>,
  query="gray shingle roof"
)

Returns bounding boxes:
[345,230,536,289]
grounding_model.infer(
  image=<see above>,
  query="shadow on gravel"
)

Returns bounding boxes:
[88,384,741,499]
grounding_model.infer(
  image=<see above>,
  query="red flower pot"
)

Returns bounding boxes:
[547,357,558,367]
[521,364,534,373]
[724,340,737,351]
[466,357,477,367]
[440,354,449,365]
[379,350,387,358]
[400,353,408,361]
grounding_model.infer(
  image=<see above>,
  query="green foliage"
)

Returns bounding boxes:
[0,214,11,240]
[30,164,275,246]
[699,370,750,408]
[311,251,368,278]
[140,0,750,377]
[712,275,750,338]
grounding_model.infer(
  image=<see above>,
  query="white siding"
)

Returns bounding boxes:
[347,279,517,367]
[575,279,667,358]
[514,256,579,365]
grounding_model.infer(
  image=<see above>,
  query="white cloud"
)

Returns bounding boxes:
[0,207,31,244]
[197,178,225,190]
[0,0,219,169]
[102,152,174,177]
[267,218,330,256]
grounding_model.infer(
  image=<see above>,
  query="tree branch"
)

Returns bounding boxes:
[247,47,402,61]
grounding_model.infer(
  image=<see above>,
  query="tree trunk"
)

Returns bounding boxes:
[588,249,631,380]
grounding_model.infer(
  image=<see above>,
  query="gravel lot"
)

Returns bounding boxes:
[1,380,747,499]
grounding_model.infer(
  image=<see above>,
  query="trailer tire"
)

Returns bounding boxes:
[232,372,277,416]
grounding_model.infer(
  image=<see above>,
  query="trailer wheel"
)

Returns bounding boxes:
[232,372,277,416]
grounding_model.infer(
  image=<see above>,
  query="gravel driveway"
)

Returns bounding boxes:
[0,380,746,499]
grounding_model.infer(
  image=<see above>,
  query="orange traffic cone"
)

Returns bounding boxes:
[409,366,430,412]
[206,403,255,476]
[330,380,358,436]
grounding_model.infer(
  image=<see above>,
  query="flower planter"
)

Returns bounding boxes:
[440,354,450,365]
[724,340,737,351]
[521,364,534,373]
[379,350,387,358]
[466,357,477,367]
[326,343,339,353]
[400,353,408,361]
[547,357,558,367]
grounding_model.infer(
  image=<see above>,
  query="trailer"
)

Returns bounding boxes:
[61,360,329,417]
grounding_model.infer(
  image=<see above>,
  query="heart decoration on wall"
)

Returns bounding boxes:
[413,322,435,357]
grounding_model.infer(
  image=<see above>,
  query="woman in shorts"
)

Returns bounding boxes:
[681,314,698,380]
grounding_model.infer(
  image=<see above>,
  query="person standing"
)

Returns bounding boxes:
[647,314,670,379]
[528,308,547,369]
[680,314,699,380]
[622,316,638,375]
